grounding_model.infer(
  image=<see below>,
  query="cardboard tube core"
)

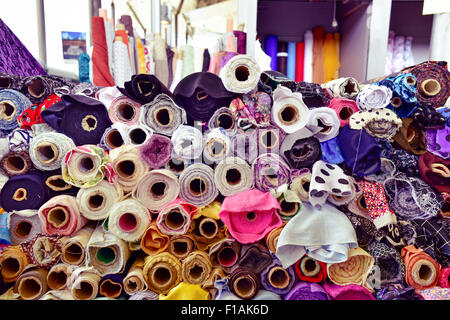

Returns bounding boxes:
[279,105,299,125]
[155,107,173,126]
[18,277,43,300]
[421,79,441,97]
[36,143,58,164]
[28,79,45,98]
[47,206,69,228]
[235,65,250,82]
[268,267,290,289]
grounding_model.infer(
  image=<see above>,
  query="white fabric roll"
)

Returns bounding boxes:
[113,40,133,88]
[171,125,204,160]
[305,107,340,142]
[303,30,314,82]
[202,128,231,164]
[356,85,393,111]
[219,55,261,94]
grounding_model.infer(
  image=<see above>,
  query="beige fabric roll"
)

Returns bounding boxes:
[40,289,74,300]
[290,173,312,202]
[202,267,227,300]
[265,224,286,253]
[67,266,101,300]
[61,223,96,265]
[168,234,196,260]
[47,263,75,290]
[0,245,29,283]
[143,252,182,295]
[181,250,212,285]
[123,254,148,295]
[14,266,49,300]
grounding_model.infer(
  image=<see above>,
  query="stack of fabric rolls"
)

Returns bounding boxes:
[0,56,449,301]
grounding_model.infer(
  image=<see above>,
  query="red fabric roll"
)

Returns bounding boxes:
[91,17,115,87]
[295,255,327,283]
[295,42,305,82]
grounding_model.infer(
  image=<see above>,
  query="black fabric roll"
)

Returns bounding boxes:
[43,169,80,198]
[260,70,296,92]
[173,72,235,126]
[295,81,331,108]
[277,41,288,76]
[281,135,322,170]
[118,74,173,105]
[202,49,211,72]
[0,73,21,90]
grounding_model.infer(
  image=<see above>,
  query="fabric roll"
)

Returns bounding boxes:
[312,27,325,84]
[91,17,115,87]
[132,169,179,212]
[143,252,181,294]
[277,41,288,76]
[203,128,231,164]
[265,224,285,254]
[108,199,151,242]
[324,77,360,99]
[159,282,209,300]
[171,125,203,160]
[140,93,187,136]
[67,266,101,300]
[78,52,91,83]
[179,164,218,207]
[0,73,21,90]
[181,250,212,285]
[208,239,241,272]
[139,133,173,169]
[0,246,29,283]
[302,30,314,82]
[349,108,402,140]
[13,266,48,300]
[47,263,74,290]
[295,42,305,82]
[140,223,170,255]
[323,282,375,300]
[411,61,450,108]
[19,233,62,268]
[413,105,446,130]
[294,82,330,110]
[109,145,149,193]
[38,195,87,236]
[320,137,344,164]
[129,291,159,300]
[440,267,450,288]
[228,269,260,300]
[168,235,196,260]
[18,94,62,130]
[294,255,327,283]
[0,150,31,177]
[41,94,112,146]
[118,74,172,105]
[76,180,123,220]
[189,201,226,251]
[393,118,427,155]
[366,241,405,287]
[252,153,291,192]
[327,98,359,127]
[290,171,312,202]
[356,85,392,111]
[376,283,423,300]
[61,145,115,189]
[418,152,450,193]
[156,198,196,236]
[378,74,418,118]
[254,125,286,155]
[426,124,450,159]
[202,267,227,299]
[286,42,297,81]
[208,107,237,137]
[7,210,42,245]
[337,126,381,177]
[202,49,211,72]
[284,282,328,300]
[327,247,374,287]
[0,89,31,132]
[17,76,52,105]
[229,131,258,164]
[416,287,450,300]
[8,127,33,152]
[98,274,124,299]
[265,35,278,71]
[214,156,253,197]
[305,107,340,142]
[29,132,75,171]
[60,224,95,266]
[112,37,133,88]
[219,189,282,244]
[260,255,296,295]
[219,55,261,94]
[165,155,190,177]
[271,86,309,134]
[86,225,130,276]
[229,91,272,130]
[126,124,153,147]
[123,254,148,295]
[108,96,141,125]
[276,202,358,268]
[270,184,301,222]
[323,32,340,82]
[401,245,441,290]
[173,72,235,126]
[0,172,48,212]
[96,86,122,110]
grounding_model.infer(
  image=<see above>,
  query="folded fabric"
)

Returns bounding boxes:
[171,125,203,160]
[139,133,173,169]
[294,255,328,283]
[118,74,172,105]
[19,233,62,269]
[214,156,253,197]
[179,163,218,207]
[228,269,260,300]
[260,255,296,295]
[327,98,359,127]
[349,108,402,140]
[17,94,61,129]
[159,282,209,300]
[207,107,237,136]
[60,224,95,266]
[13,266,48,300]
[219,55,261,94]
[401,245,441,290]
[418,152,450,193]
[413,105,446,130]
[229,91,272,130]
[271,86,309,134]
[284,282,329,300]
[366,241,405,288]
[356,84,392,111]
[295,81,330,109]
[306,107,340,142]
[29,131,75,171]
[0,89,32,132]
[219,189,282,244]
[276,202,358,268]
[108,199,151,242]
[411,61,450,108]
[61,145,115,188]
[140,93,186,136]
[156,198,197,236]
[202,128,231,164]
[143,252,181,295]
[324,77,360,99]
[0,246,29,283]
[426,125,450,159]
[252,153,291,192]
[323,282,375,300]
[41,94,112,146]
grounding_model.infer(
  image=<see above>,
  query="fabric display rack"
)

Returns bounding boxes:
[0,0,449,302]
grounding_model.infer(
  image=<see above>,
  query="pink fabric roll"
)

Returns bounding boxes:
[323,282,375,300]
[219,189,282,244]
[327,98,359,127]
[439,267,449,288]
[108,96,142,125]
[38,195,87,236]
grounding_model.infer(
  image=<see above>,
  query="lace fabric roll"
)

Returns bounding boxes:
[349,108,402,140]
[143,252,181,294]
[0,89,31,131]
[0,246,29,283]
[132,169,180,212]
[401,245,441,290]
[141,223,170,255]
[179,164,218,207]
[156,198,196,236]
[41,94,112,146]
[61,145,115,188]
[171,125,203,160]
[252,153,291,192]
[295,81,330,109]
[60,224,95,265]
[356,84,392,111]
[219,189,282,244]
[214,156,253,197]
[67,266,101,300]
[108,199,151,242]
[228,269,260,300]
[230,131,258,164]
[327,247,374,287]
[366,241,405,288]
[108,96,141,125]
[168,235,196,260]
[418,152,450,193]
[324,77,360,99]
[29,132,75,171]
[207,107,237,136]
[47,263,74,290]
[86,225,130,276]
[284,282,329,300]
[38,195,87,236]
[123,254,148,295]
[7,210,42,245]
[181,250,212,285]
[208,239,241,272]
[202,128,231,164]
[306,107,340,142]
[219,55,261,94]
[327,98,359,127]
[76,180,123,220]
[294,255,327,283]
[19,233,62,269]
[260,255,296,295]
[117,74,173,105]
[140,94,186,136]
[0,150,32,177]
[139,133,173,169]
[13,266,48,300]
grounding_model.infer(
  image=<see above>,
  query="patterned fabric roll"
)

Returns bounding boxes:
[324,77,360,99]
[401,245,441,290]
[411,61,450,108]
[356,85,392,111]
[7,209,42,245]
[179,164,218,207]
[229,91,272,131]
[295,81,330,109]
[139,133,173,169]
[19,233,62,269]
[143,252,181,294]
[350,108,402,140]
[366,241,405,288]
[156,198,196,236]
[108,96,141,125]
[294,255,328,283]
[29,132,75,171]
[108,199,151,242]
[0,89,32,132]
[252,153,291,192]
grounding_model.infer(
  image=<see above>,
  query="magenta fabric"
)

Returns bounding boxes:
[323,282,375,300]
[327,98,359,127]
[440,267,449,288]
[219,189,282,244]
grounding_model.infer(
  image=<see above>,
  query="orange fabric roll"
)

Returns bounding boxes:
[140,223,170,255]
[312,26,325,84]
[0,246,29,283]
[401,245,441,290]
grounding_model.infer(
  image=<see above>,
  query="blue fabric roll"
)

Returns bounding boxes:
[0,89,31,132]
[320,137,344,164]
[287,42,297,81]
[378,73,418,118]
[265,35,278,71]
[0,212,12,249]
[78,52,91,84]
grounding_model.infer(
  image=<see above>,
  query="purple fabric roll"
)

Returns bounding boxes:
[167,47,175,89]
[337,125,381,177]
[118,74,173,105]
[220,52,238,70]
[323,282,375,300]
[233,31,247,54]
[265,35,278,71]
[238,242,273,274]
[139,134,173,169]
[252,153,291,192]
[119,15,134,38]
[99,273,126,299]
[426,126,450,159]
[230,131,258,164]
[0,18,46,76]
[260,255,296,295]
[277,41,288,76]
[284,282,329,300]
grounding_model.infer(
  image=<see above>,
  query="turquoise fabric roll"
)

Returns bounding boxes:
[287,42,297,81]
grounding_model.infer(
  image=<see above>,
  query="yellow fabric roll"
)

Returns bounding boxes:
[323,33,340,83]
[159,282,209,300]
[334,33,340,79]
[193,201,221,220]
[136,37,147,74]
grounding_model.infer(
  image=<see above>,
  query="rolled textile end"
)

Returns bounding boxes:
[7,209,42,245]
[156,199,197,236]
[0,151,32,177]
[139,133,173,169]
[100,123,128,150]
[143,252,182,295]
[252,153,291,192]
[140,223,170,255]
[439,267,449,288]
[203,128,231,164]
[214,156,254,197]
[295,255,328,283]
[108,199,151,242]
[401,245,441,290]
[255,125,286,155]
[29,132,75,171]
[219,54,261,94]
[60,223,96,265]
[108,96,142,125]
[47,263,74,290]
[99,274,124,298]
[290,172,312,202]
[168,234,196,260]
[179,164,219,207]
[126,124,153,146]
[181,250,212,285]
[209,239,241,271]
[165,155,190,176]
[171,125,203,160]
[19,234,62,269]
[356,84,392,111]
[202,267,227,300]
[208,107,237,137]
[0,246,29,283]
[324,77,360,99]
[228,269,260,300]
[123,254,148,295]
[327,98,359,127]
[260,257,296,295]
[14,266,48,300]
[265,224,285,253]
[67,266,101,300]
